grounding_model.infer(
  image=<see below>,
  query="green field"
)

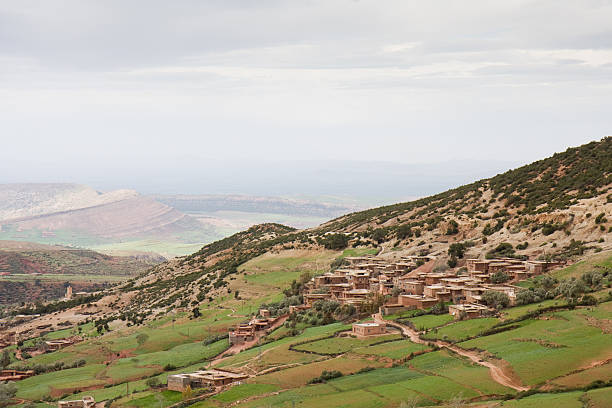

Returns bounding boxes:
[292,333,402,354]
[9,243,612,408]
[403,313,454,330]
[461,302,612,386]
[422,317,499,342]
[353,339,430,359]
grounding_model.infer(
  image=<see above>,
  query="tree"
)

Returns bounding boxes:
[481,291,510,310]
[486,242,515,259]
[320,234,349,250]
[446,220,459,235]
[182,384,193,400]
[448,242,467,259]
[0,382,17,407]
[490,271,510,284]
[192,307,201,318]
[0,350,11,370]
[557,278,588,302]
[146,377,160,388]
[136,333,149,347]
[396,225,413,240]
[447,256,458,268]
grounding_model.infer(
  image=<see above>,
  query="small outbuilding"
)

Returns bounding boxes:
[352,321,386,337]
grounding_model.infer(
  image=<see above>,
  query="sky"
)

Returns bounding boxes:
[1,0,611,199]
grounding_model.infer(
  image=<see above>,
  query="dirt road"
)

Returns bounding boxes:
[373,313,529,392]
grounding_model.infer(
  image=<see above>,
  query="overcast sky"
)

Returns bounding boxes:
[1,1,610,197]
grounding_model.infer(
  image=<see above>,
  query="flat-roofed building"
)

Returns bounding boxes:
[399,294,439,309]
[400,280,424,295]
[57,396,95,408]
[352,321,386,337]
[167,369,248,391]
[449,303,489,320]
[228,324,255,345]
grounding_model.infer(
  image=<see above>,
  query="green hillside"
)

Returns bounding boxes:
[3,138,611,407]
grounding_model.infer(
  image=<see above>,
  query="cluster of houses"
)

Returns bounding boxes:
[228,309,278,345]
[0,369,35,381]
[302,255,563,320]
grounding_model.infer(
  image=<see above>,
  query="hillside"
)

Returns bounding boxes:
[2,138,611,407]
[116,138,611,316]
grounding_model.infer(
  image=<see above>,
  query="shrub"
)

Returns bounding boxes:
[490,271,510,284]
[481,291,510,309]
[594,213,607,224]
[146,377,160,388]
[308,370,343,384]
[320,234,349,250]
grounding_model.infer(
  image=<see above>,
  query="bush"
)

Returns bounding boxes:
[594,213,607,224]
[486,242,516,259]
[146,377,160,388]
[446,220,459,235]
[481,291,510,310]
[490,271,510,284]
[308,370,343,384]
[320,234,349,250]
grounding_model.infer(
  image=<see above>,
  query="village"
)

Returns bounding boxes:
[165,253,564,394]
[0,252,568,405]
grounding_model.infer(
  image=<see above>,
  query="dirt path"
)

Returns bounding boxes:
[373,313,529,392]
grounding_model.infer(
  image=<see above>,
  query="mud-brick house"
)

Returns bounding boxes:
[352,321,386,337]
[57,396,95,408]
[448,303,489,320]
[228,324,255,345]
[399,294,439,310]
[167,369,248,391]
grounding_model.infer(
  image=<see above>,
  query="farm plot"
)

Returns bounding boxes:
[585,387,612,408]
[492,391,584,407]
[402,313,454,330]
[218,323,350,371]
[421,317,499,342]
[292,333,402,355]
[237,365,481,407]
[409,350,515,396]
[550,361,612,388]
[253,355,384,388]
[460,303,612,386]
[15,363,107,400]
[352,339,430,359]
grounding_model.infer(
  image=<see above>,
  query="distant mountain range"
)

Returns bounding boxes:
[0,184,359,257]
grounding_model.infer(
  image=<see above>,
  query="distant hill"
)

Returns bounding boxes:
[0,185,360,257]
[0,184,224,256]
[0,183,138,221]
[0,240,161,304]
[152,194,358,218]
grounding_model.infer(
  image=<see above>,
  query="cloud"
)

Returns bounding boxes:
[0,0,610,192]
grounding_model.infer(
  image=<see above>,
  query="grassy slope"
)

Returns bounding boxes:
[10,240,612,407]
